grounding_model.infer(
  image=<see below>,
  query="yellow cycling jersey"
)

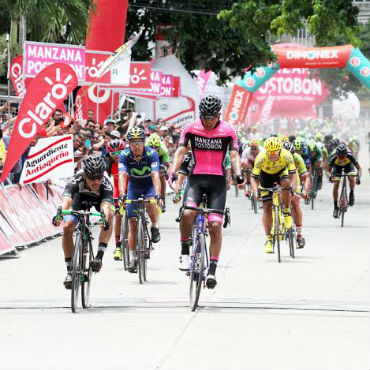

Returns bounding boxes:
[293,153,308,176]
[252,149,296,176]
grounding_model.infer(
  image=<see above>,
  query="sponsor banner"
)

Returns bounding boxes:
[1,63,78,182]
[24,41,85,81]
[238,64,279,93]
[10,55,26,97]
[0,199,25,247]
[157,96,196,127]
[126,62,151,89]
[225,84,253,127]
[74,90,84,120]
[20,135,74,184]
[274,44,353,69]
[195,70,212,98]
[346,47,370,89]
[85,51,111,84]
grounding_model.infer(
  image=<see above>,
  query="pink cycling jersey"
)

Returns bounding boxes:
[179,119,238,176]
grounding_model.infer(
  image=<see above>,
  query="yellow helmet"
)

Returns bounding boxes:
[146,133,161,147]
[249,139,259,148]
[264,137,282,152]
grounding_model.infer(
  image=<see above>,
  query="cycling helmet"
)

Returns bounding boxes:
[324,134,333,142]
[308,140,316,152]
[82,155,106,176]
[336,143,347,156]
[146,133,161,148]
[107,139,125,153]
[283,141,294,154]
[288,135,296,143]
[264,137,282,152]
[315,132,323,142]
[294,138,303,151]
[199,95,222,117]
[332,138,340,147]
[249,139,259,148]
[127,127,145,141]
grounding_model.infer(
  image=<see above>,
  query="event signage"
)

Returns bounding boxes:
[225,84,252,127]
[24,41,85,81]
[20,135,74,184]
[195,70,212,98]
[1,63,78,182]
[127,62,151,89]
[10,55,26,97]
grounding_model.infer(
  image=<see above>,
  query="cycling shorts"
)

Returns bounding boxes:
[333,163,356,181]
[311,153,323,164]
[184,174,226,224]
[127,183,155,219]
[259,169,289,202]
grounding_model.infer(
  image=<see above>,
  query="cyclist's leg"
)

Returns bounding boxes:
[314,158,323,189]
[332,165,341,217]
[260,171,275,252]
[345,163,356,206]
[126,183,140,263]
[279,170,293,229]
[159,165,167,211]
[291,194,305,247]
[143,184,161,243]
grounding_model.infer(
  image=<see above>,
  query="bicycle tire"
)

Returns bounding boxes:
[339,182,347,228]
[81,237,93,309]
[71,233,82,313]
[287,228,295,258]
[121,212,129,270]
[136,218,145,284]
[235,184,239,198]
[142,222,149,282]
[189,233,205,311]
[252,195,258,214]
[274,206,281,263]
[311,172,317,210]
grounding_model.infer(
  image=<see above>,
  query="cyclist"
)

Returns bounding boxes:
[170,95,244,289]
[250,137,296,253]
[294,138,311,170]
[145,133,170,212]
[328,143,362,218]
[105,139,127,261]
[283,142,310,248]
[54,156,114,288]
[118,127,162,273]
[241,139,264,197]
[307,139,323,190]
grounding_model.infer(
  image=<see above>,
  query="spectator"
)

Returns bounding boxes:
[87,109,95,121]
[104,119,115,134]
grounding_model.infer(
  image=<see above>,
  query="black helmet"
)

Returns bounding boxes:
[283,141,294,154]
[332,138,340,147]
[82,155,106,176]
[288,135,296,143]
[336,143,347,156]
[127,127,145,140]
[324,134,333,142]
[199,95,222,117]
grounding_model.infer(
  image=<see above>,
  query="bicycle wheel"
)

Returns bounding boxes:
[287,228,295,258]
[311,173,317,210]
[71,233,82,313]
[274,206,281,263]
[81,237,93,309]
[235,184,239,197]
[252,195,258,214]
[142,223,150,282]
[189,233,205,311]
[339,183,347,227]
[136,218,146,284]
[121,212,129,270]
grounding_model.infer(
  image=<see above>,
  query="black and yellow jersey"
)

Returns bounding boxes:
[252,149,296,176]
[329,151,357,167]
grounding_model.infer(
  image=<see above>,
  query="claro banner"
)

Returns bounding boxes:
[10,55,26,97]
[1,63,78,182]
[20,135,74,184]
[225,84,252,127]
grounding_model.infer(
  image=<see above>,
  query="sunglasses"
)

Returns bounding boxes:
[268,150,280,156]
[86,174,103,181]
[129,141,144,146]
[201,115,218,120]
[250,147,258,150]
[110,150,122,157]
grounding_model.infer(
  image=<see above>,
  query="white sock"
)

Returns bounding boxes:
[129,251,136,260]
[151,221,158,228]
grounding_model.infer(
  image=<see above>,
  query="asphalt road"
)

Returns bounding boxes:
[0,158,369,370]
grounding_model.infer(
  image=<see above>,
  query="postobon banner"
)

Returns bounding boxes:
[20,135,74,184]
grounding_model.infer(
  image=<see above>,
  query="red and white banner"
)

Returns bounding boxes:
[10,55,26,97]
[126,62,151,89]
[156,96,196,127]
[20,135,74,184]
[1,63,78,182]
[195,70,212,98]
[24,41,86,81]
[225,84,252,127]
[273,44,353,69]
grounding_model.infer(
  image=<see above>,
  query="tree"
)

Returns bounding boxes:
[126,0,361,85]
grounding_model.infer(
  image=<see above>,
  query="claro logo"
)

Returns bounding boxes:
[10,62,25,97]
[229,90,246,123]
[286,50,339,60]
[18,68,73,139]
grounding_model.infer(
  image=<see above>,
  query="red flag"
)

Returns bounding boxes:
[1,63,78,182]
[10,55,25,97]
[225,84,252,127]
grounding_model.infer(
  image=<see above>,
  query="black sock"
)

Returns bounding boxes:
[334,201,338,209]
[97,243,107,260]
[65,257,72,272]
[208,260,217,275]
[181,239,192,255]
[350,190,354,195]
[116,241,121,249]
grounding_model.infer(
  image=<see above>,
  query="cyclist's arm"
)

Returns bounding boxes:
[118,171,128,195]
[62,196,72,211]
[101,201,114,222]
[151,171,161,196]
[171,146,188,174]
[230,150,242,178]
[355,162,362,178]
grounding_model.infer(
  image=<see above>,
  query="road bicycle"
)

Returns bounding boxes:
[119,207,130,270]
[124,198,156,284]
[177,195,230,311]
[54,207,108,313]
[337,174,357,227]
[262,186,294,262]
